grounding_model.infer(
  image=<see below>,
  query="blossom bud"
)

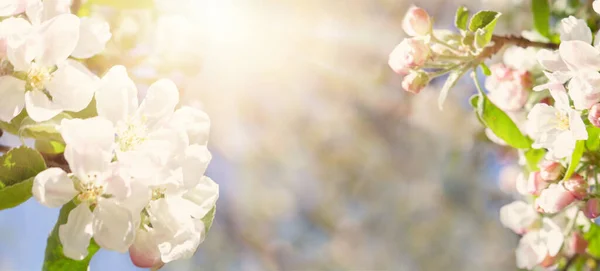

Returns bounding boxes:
[388,38,430,74]
[401,71,429,94]
[584,198,600,219]
[539,161,563,181]
[567,232,588,256]
[526,171,548,196]
[564,174,588,200]
[589,103,600,127]
[402,6,432,37]
[485,64,530,111]
[535,183,576,214]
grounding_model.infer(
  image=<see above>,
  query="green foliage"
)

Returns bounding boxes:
[585,223,600,258]
[586,126,600,151]
[18,113,71,143]
[202,206,217,233]
[524,148,546,172]
[479,62,491,76]
[563,140,584,181]
[0,110,28,135]
[531,0,551,39]
[468,11,501,50]
[455,6,470,31]
[43,202,100,271]
[470,95,532,149]
[66,98,98,120]
[35,140,66,155]
[0,146,46,210]
[438,68,468,109]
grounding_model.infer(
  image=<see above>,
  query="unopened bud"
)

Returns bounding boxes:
[584,198,600,219]
[402,6,432,37]
[388,38,430,74]
[401,71,429,94]
[535,183,576,214]
[564,174,588,200]
[567,232,588,256]
[526,171,548,196]
[539,161,563,181]
[589,103,600,127]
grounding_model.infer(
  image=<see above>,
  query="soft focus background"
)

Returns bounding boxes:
[0,0,539,270]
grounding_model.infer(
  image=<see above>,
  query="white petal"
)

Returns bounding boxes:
[137,79,179,128]
[59,117,115,151]
[536,49,567,72]
[559,40,600,71]
[7,34,38,72]
[559,16,592,44]
[569,110,588,140]
[24,90,61,122]
[92,198,136,252]
[0,76,25,122]
[42,0,71,21]
[170,106,210,145]
[25,0,43,26]
[182,176,219,219]
[32,167,77,208]
[181,145,212,189]
[35,13,80,67]
[0,0,25,16]
[548,86,570,110]
[46,59,98,112]
[64,146,113,181]
[595,0,600,15]
[71,17,111,59]
[157,225,202,263]
[129,228,162,268]
[59,203,94,260]
[0,17,33,44]
[95,65,138,125]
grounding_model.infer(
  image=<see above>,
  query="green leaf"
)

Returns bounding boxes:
[18,113,71,142]
[455,6,470,31]
[35,140,66,155]
[469,11,501,49]
[43,202,100,271]
[480,62,491,76]
[470,95,532,149]
[563,140,584,181]
[531,0,551,38]
[438,67,468,109]
[66,98,98,119]
[0,110,28,135]
[524,148,546,172]
[202,206,216,233]
[585,223,600,258]
[586,125,600,151]
[0,177,33,210]
[0,146,46,210]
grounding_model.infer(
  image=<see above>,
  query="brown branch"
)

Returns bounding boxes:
[70,0,81,14]
[477,35,559,61]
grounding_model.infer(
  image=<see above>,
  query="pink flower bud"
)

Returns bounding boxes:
[388,38,430,74]
[402,6,432,37]
[584,198,600,219]
[589,103,600,127]
[535,183,576,214]
[564,174,588,200]
[539,161,563,181]
[526,171,548,196]
[567,232,588,256]
[401,71,429,94]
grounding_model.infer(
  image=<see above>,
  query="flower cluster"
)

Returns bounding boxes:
[0,1,218,269]
[32,65,218,268]
[390,4,600,270]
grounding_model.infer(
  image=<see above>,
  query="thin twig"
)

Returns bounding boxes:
[477,35,559,61]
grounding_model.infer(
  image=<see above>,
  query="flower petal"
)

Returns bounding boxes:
[129,228,162,268]
[32,167,77,208]
[558,16,592,44]
[42,0,71,21]
[170,106,210,146]
[71,17,111,59]
[0,0,25,16]
[569,110,588,140]
[536,49,567,72]
[24,89,61,122]
[95,65,138,125]
[559,40,600,71]
[59,203,94,260]
[59,117,115,152]
[181,145,212,189]
[64,145,113,181]
[7,33,38,72]
[182,176,219,219]
[46,59,98,112]
[0,76,25,122]
[92,198,136,252]
[35,13,80,67]
[137,79,179,128]
[25,0,43,26]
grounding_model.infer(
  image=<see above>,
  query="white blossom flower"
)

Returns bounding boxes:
[32,117,139,259]
[0,0,26,17]
[526,89,587,159]
[500,201,538,234]
[558,16,592,43]
[516,218,564,269]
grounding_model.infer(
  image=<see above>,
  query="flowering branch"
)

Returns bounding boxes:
[476,35,558,61]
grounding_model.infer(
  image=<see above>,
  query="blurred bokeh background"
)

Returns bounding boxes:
[0,0,541,270]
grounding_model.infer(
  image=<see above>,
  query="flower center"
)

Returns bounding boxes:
[555,111,570,131]
[72,173,105,203]
[25,63,52,92]
[151,188,166,201]
[116,119,148,152]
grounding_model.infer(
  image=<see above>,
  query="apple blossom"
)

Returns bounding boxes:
[563,174,588,200]
[516,218,564,269]
[401,71,429,94]
[539,161,563,181]
[388,38,430,74]
[402,6,431,37]
[485,63,531,111]
[584,198,600,219]
[589,103,600,127]
[536,183,576,214]
[566,232,588,256]
[499,201,538,234]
